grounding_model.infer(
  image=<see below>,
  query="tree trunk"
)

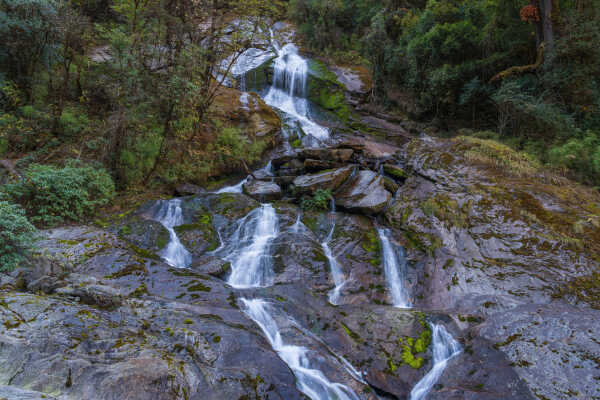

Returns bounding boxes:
[540,0,554,51]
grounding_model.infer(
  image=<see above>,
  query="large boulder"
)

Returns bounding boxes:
[335,170,392,214]
[298,148,354,162]
[293,165,355,195]
[243,179,282,201]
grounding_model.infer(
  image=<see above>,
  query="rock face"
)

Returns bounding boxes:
[243,179,282,201]
[335,170,392,214]
[384,136,600,400]
[293,165,354,195]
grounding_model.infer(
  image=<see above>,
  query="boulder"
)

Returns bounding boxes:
[298,148,354,162]
[293,165,354,195]
[175,183,206,196]
[304,159,341,172]
[335,170,392,214]
[336,135,400,159]
[243,179,283,201]
[383,163,409,180]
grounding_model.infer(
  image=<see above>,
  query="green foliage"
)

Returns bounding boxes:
[0,200,36,271]
[119,129,162,187]
[301,189,333,211]
[548,131,600,186]
[59,107,90,137]
[2,160,115,226]
[0,0,59,92]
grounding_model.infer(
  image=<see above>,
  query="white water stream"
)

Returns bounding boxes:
[323,215,346,305]
[410,323,462,400]
[222,204,279,288]
[377,228,411,308]
[153,199,192,268]
[242,298,360,400]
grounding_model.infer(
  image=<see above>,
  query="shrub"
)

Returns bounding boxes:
[2,160,116,226]
[0,200,36,271]
[301,189,333,211]
[59,107,90,136]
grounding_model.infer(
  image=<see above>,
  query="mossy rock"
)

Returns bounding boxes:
[307,60,352,123]
[112,215,171,253]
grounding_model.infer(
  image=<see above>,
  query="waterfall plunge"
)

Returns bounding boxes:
[153,199,192,268]
[377,228,411,308]
[323,214,346,305]
[223,204,279,288]
[242,298,360,400]
[263,42,329,141]
[410,323,462,400]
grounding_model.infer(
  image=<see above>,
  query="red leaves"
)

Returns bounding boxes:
[520,5,540,22]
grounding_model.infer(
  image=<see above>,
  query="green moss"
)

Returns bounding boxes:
[105,263,148,279]
[184,318,193,325]
[119,225,132,236]
[361,230,381,267]
[130,283,149,298]
[383,165,409,179]
[401,344,425,368]
[494,333,522,349]
[187,281,211,292]
[129,245,161,261]
[212,335,221,343]
[58,239,80,246]
[291,139,302,148]
[340,321,361,343]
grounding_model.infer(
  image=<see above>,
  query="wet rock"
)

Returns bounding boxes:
[476,304,599,400]
[335,135,401,159]
[304,159,341,172]
[26,275,63,294]
[293,165,354,195]
[0,291,304,400]
[383,176,399,194]
[110,215,171,254]
[383,163,408,180]
[298,148,354,162]
[0,385,57,400]
[175,183,206,196]
[335,170,392,214]
[55,284,122,309]
[243,179,282,201]
[191,257,231,278]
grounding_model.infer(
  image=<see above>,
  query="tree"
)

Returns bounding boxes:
[98,0,279,186]
[0,0,59,99]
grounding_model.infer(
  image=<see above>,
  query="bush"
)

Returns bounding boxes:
[548,131,600,186]
[0,200,36,271]
[301,189,333,211]
[59,107,90,136]
[2,160,116,226]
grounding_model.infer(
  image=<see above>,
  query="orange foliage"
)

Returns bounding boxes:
[520,4,540,22]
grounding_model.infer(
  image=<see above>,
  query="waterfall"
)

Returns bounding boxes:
[322,215,346,305]
[215,176,249,194]
[263,38,329,141]
[377,228,411,308]
[223,204,279,288]
[241,298,360,400]
[290,214,303,233]
[410,324,461,400]
[153,199,192,268]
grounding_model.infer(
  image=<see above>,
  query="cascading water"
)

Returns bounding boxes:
[215,176,249,194]
[241,298,360,400]
[377,228,411,308]
[263,37,329,141]
[410,324,461,400]
[153,199,192,268]
[290,214,304,233]
[221,204,279,288]
[322,215,346,305]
